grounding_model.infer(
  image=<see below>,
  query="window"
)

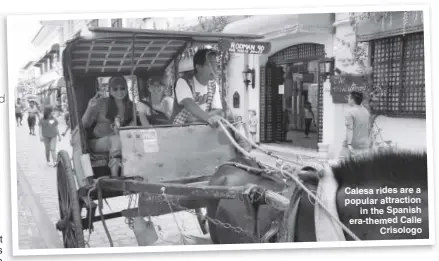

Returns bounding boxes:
[111,19,122,28]
[370,32,425,117]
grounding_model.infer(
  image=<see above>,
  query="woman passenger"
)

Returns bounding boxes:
[137,75,173,126]
[82,76,135,177]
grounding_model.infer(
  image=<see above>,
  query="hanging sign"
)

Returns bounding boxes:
[278,85,285,94]
[330,74,370,104]
[218,39,271,54]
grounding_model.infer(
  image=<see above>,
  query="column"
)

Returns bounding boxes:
[320,79,335,160]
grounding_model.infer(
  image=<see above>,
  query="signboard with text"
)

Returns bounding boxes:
[219,39,271,54]
[330,75,370,104]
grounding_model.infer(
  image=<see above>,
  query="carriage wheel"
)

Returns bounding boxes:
[195,208,209,235]
[56,150,85,248]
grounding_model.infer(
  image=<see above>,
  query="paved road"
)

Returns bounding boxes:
[15,114,204,249]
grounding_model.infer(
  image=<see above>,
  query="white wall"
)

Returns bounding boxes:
[226,53,246,117]
[326,13,427,159]
[225,31,334,143]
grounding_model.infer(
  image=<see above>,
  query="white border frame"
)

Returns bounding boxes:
[7,3,435,256]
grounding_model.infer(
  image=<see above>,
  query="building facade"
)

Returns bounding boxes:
[223,11,426,159]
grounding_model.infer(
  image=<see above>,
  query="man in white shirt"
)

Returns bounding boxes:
[172,49,223,126]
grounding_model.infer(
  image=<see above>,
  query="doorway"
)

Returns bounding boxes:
[284,61,319,149]
[260,43,325,150]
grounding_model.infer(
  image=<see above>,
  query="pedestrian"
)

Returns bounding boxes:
[15,98,24,126]
[248,110,258,143]
[61,111,70,136]
[27,100,40,135]
[341,91,371,159]
[39,106,62,167]
[304,101,316,138]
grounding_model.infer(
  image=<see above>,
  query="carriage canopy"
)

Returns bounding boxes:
[62,26,267,77]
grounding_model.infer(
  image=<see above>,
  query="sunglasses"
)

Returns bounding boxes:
[112,86,126,92]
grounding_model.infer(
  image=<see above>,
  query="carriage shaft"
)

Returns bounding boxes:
[98,178,246,200]
[263,191,290,211]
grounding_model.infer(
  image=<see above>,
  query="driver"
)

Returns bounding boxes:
[171,49,223,126]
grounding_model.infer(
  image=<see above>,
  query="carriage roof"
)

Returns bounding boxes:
[62,27,265,77]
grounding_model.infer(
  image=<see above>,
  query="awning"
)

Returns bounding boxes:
[33,44,60,68]
[356,11,423,42]
[36,80,55,95]
[49,77,66,90]
[223,14,333,40]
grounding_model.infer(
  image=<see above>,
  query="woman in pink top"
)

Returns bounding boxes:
[82,76,135,177]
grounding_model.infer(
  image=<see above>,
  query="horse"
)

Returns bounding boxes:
[206,149,429,243]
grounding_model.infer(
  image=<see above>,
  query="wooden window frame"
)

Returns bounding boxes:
[370,32,425,118]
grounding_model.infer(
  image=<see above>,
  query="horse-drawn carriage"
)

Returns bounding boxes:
[55,27,429,248]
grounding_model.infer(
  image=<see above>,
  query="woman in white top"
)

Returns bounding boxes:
[137,75,173,126]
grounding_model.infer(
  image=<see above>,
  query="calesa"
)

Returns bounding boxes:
[344,187,374,195]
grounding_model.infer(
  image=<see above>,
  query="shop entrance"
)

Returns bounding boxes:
[259,43,325,150]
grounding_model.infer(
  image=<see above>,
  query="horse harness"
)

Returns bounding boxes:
[218,161,316,243]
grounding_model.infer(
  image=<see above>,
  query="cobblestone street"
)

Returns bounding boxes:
[15,113,205,249]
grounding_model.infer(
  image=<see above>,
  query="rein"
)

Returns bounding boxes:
[217,118,361,241]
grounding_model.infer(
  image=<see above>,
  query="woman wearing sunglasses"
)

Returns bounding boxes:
[82,76,135,177]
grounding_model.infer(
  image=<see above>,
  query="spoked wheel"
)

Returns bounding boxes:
[56,150,85,248]
[195,208,209,235]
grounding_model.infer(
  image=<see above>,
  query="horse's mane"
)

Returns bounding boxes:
[332,150,428,188]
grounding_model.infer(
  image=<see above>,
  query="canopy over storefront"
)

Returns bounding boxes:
[356,11,423,41]
[49,76,66,90]
[33,43,60,68]
[223,14,334,40]
[35,80,55,95]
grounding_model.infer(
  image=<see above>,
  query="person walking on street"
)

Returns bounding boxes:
[61,111,70,136]
[341,91,371,158]
[15,98,24,126]
[39,106,62,167]
[248,110,258,143]
[304,101,316,138]
[27,100,40,135]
